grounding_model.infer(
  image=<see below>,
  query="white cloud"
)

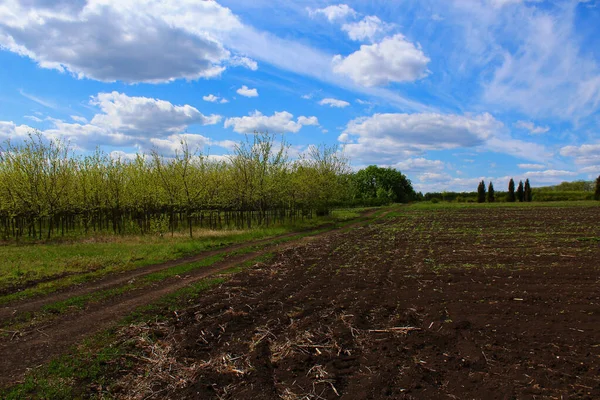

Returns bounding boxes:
[393,158,445,173]
[203,94,219,103]
[560,143,600,165]
[579,165,600,177]
[229,56,258,71]
[319,98,350,108]
[515,121,550,134]
[25,115,43,123]
[332,34,430,87]
[224,111,318,134]
[308,4,357,22]
[297,116,320,126]
[523,169,577,182]
[0,121,33,142]
[485,134,549,163]
[475,2,600,120]
[0,0,244,83]
[88,92,221,137]
[220,98,229,104]
[19,89,57,109]
[341,112,501,163]
[341,16,391,42]
[518,163,545,170]
[71,115,88,123]
[236,85,259,97]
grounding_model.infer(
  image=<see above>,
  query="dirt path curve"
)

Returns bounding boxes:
[0,209,388,387]
[0,209,380,321]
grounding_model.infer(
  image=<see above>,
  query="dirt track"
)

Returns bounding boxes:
[0,210,382,386]
[96,206,600,399]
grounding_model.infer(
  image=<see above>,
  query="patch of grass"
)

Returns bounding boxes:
[1,249,280,399]
[0,208,381,305]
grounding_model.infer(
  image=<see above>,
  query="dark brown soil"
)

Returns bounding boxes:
[0,210,380,387]
[102,206,600,399]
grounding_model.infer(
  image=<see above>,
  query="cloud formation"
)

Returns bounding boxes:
[236,85,259,97]
[333,34,430,87]
[319,98,350,108]
[0,0,245,83]
[224,111,319,134]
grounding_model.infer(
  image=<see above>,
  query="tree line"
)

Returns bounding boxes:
[0,133,416,240]
[477,179,532,203]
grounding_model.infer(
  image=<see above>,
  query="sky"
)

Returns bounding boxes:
[1,0,599,193]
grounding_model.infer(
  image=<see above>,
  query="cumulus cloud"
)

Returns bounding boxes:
[341,16,391,42]
[7,92,223,153]
[203,94,219,102]
[332,34,430,87]
[0,0,246,83]
[88,92,221,137]
[515,121,550,134]
[224,111,319,134]
[308,4,357,22]
[0,121,33,142]
[560,143,600,165]
[236,85,259,97]
[319,98,350,108]
[341,112,501,163]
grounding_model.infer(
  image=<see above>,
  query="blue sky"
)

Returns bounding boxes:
[1,0,599,193]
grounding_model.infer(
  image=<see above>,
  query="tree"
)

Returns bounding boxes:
[352,166,415,204]
[517,181,525,202]
[507,179,516,202]
[595,175,600,201]
[487,181,495,203]
[524,179,533,202]
[477,180,486,203]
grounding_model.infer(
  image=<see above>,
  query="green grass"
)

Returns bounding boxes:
[0,208,377,305]
[1,252,280,399]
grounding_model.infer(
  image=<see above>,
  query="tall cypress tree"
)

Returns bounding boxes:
[595,175,600,201]
[517,181,525,202]
[524,179,532,202]
[507,178,516,202]
[487,181,495,203]
[477,180,486,203]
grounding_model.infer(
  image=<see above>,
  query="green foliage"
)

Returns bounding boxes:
[487,181,495,203]
[517,181,525,202]
[477,180,486,203]
[351,165,415,204]
[537,180,594,192]
[524,179,532,202]
[0,132,359,241]
[507,179,516,202]
[595,176,600,201]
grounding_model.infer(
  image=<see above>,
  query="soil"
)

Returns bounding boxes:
[99,206,600,399]
[0,210,380,387]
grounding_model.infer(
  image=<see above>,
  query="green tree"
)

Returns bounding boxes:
[595,175,600,201]
[517,181,525,202]
[477,180,486,203]
[507,179,516,202]
[352,166,415,204]
[524,179,532,202]
[487,181,495,203]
